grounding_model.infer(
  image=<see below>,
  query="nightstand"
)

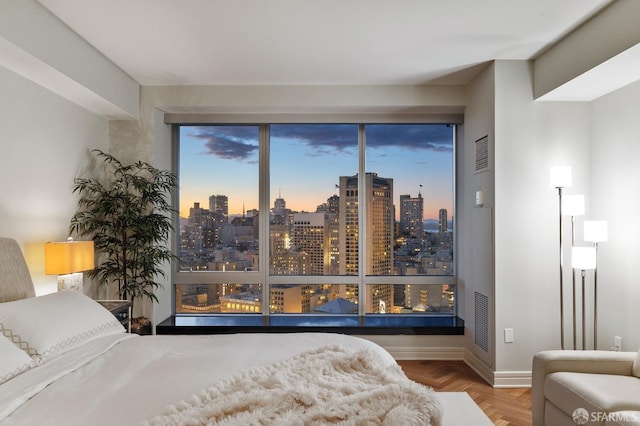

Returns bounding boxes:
[97,300,132,332]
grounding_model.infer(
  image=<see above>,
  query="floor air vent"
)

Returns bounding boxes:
[474,292,489,352]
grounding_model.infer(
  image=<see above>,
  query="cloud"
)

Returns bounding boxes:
[185,123,453,160]
[186,126,259,161]
[271,123,453,153]
[366,124,453,152]
[271,124,358,153]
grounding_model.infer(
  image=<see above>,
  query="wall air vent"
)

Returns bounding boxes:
[475,291,489,352]
[474,135,489,173]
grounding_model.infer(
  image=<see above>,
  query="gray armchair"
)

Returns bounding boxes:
[532,349,640,425]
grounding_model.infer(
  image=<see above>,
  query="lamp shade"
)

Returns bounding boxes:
[550,166,572,188]
[584,220,608,243]
[562,194,584,216]
[45,240,94,274]
[572,246,596,270]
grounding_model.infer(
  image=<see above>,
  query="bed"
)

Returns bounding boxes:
[0,237,444,425]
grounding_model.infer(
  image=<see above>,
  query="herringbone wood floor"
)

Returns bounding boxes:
[398,360,532,426]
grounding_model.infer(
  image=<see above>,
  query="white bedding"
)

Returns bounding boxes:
[0,332,400,425]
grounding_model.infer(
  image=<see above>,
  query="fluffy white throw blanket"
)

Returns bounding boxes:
[142,344,442,426]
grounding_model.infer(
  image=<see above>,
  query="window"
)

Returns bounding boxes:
[270,124,358,276]
[175,123,455,316]
[178,126,259,273]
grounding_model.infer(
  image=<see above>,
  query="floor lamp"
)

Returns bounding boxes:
[571,246,596,350]
[550,166,572,349]
[584,220,607,349]
[563,194,584,350]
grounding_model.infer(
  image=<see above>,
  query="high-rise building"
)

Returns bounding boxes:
[399,192,424,238]
[439,208,448,234]
[208,194,228,224]
[317,194,340,275]
[292,212,328,275]
[273,193,287,224]
[338,173,394,312]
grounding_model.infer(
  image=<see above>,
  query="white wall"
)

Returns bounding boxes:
[0,65,108,295]
[461,59,604,377]
[459,62,496,369]
[493,60,596,372]
[489,61,640,373]
[589,80,640,352]
[0,0,135,298]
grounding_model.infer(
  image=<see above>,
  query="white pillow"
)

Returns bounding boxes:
[0,334,34,384]
[0,291,124,360]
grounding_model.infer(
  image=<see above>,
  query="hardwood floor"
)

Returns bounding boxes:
[398,360,532,425]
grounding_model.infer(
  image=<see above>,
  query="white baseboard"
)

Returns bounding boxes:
[463,349,495,385]
[492,370,532,388]
[387,345,532,388]
[463,349,532,388]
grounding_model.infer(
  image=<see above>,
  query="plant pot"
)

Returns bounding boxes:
[131,317,152,335]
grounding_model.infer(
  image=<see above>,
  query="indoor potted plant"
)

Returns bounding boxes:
[69,150,176,334]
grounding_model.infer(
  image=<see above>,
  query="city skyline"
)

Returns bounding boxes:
[178,165,454,312]
[179,124,454,220]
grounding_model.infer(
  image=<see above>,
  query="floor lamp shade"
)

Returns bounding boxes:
[45,240,95,274]
[563,195,584,216]
[550,166,572,188]
[572,246,596,270]
[584,220,608,243]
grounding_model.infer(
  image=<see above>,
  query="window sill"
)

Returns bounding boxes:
[156,314,464,336]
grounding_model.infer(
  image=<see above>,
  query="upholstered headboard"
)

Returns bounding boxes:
[0,238,36,303]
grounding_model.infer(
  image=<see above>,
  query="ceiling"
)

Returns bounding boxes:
[38,0,612,87]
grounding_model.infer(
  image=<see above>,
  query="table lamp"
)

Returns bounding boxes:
[45,238,94,292]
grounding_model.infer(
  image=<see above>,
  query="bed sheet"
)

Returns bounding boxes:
[0,332,395,425]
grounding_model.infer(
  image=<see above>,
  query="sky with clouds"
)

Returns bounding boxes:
[180,124,453,220]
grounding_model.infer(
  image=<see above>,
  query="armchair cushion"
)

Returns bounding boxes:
[546,372,640,414]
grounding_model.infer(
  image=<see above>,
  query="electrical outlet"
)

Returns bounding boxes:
[613,336,622,352]
[504,328,514,343]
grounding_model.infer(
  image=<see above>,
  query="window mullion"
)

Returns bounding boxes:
[358,124,366,316]
[259,124,270,315]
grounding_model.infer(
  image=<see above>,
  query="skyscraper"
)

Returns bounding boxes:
[399,192,424,238]
[317,195,340,275]
[208,194,228,224]
[338,173,394,312]
[439,208,448,234]
[292,212,328,275]
[273,192,287,225]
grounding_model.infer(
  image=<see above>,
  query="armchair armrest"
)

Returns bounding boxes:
[534,350,636,376]
[532,350,637,426]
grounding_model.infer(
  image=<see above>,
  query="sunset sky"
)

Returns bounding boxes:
[179,124,453,220]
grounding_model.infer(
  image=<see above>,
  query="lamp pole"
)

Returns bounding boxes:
[572,245,597,351]
[593,241,599,350]
[571,214,577,350]
[581,268,587,350]
[551,166,572,350]
[565,194,584,350]
[558,186,565,350]
[584,220,607,350]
